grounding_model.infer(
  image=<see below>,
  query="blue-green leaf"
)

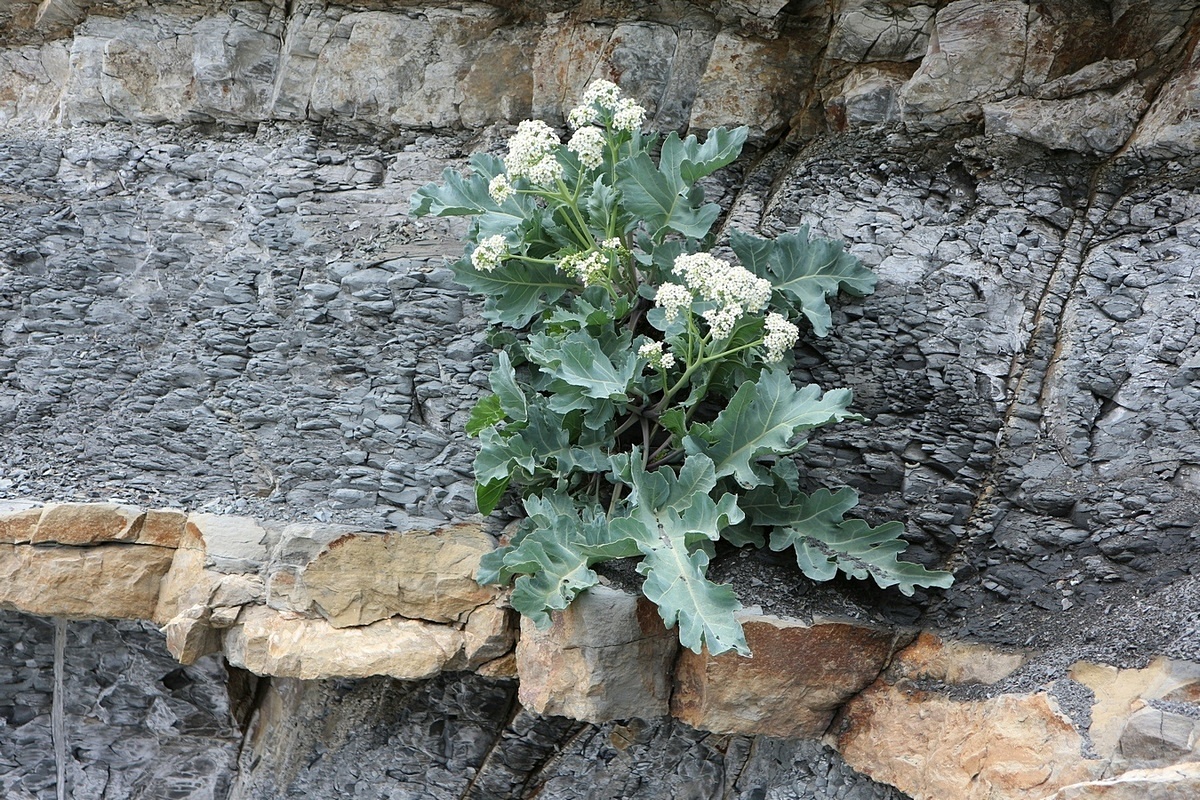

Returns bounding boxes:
[772,518,954,596]
[683,370,858,488]
[490,351,528,422]
[466,394,505,437]
[730,227,876,337]
[526,330,638,401]
[614,152,719,241]
[452,259,577,328]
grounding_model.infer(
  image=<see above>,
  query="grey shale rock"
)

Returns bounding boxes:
[3,0,1200,797]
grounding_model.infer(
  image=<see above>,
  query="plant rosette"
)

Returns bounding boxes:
[411,80,951,656]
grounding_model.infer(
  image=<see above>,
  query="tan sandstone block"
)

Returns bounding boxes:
[1042,762,1200,800]
[837,685,1098,800]
[671,615,902,738]
[32,502,144,545]
[516,586,677,722]
[0,506,42,543]
[291,523,498,627]
[223,606,464,681]
[890,631,1026,686]
[0,542,173,619]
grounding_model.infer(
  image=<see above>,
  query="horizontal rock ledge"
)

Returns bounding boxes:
[4,501,1200,800]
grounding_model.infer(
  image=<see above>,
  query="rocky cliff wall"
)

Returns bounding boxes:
[3,1,1200,798]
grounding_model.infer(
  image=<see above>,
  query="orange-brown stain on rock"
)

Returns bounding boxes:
[671,618,899,738]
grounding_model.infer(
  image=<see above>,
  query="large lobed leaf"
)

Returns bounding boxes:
[608,454,750,656]
[453,258,577,329]
[683,369,858,488]
[730,227,877,337]
[771,518,954,596]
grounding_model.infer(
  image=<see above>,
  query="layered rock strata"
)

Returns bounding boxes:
[3,502,1200,800]
[3,0,1200,798]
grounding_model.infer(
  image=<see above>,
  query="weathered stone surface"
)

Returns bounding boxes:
[984,84,1148,155]
[223,605,464,680]
[185,512,269,573]
[1042,762,1200,800]
[689,28,818,138]
[0,541,173,619]
[463,602,515,666]
[672,615,903,738]
[1071,658,1200,761]
[0,611,241,800]
[837,686,1097,800]
[282,523,498,626]
[828,1,935,63]
[162,604,224,665]
[0,504,42,543]
[827,63,912,128]
[516,585,677,722]
[32,501,141,544]
[888,631,1026,686]
[1129,42,1200,157]
[898,0,1028,128]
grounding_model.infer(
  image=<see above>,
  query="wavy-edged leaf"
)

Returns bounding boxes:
[509,537,598,628]
[453,259,577,328]
[742,485,859,532]
[683,369,858,488]
[479,495,640,626]
[638,541,747,656]
[526,330,639,401]
[730,227,876,336]
[609,454,748,656]
[660,126,748,186]
[615,152,719,241]
[466,394,505,437]
[490,351,528,422]
[772,518,954,596]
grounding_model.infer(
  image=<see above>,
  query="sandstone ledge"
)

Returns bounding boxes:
[3,501,1200,800]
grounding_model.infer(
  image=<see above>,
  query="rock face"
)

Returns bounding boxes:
[671,616,906,738]
[3,0,1200,798]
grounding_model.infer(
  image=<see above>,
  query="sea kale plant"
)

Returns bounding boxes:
[412,80,952,656]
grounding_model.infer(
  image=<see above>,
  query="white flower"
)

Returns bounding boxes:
[559,251,608,286]
[582,79,622,110]
[504,120,560,183]
[488,174,513,203]
[612,98,646,133]
[471,235,508,272]
[568,126,605,169]
[655,283,694,322]
[568,80,623,128]
[702,305,741,340]
[763,313,799,362]
[525,155,562,186]
[602,237,624,251]
[639,340,676,371]
[673,252,771,314]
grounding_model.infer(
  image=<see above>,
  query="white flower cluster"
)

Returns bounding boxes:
[567,79,646,133]
[654,283,694,322]
[702,305,742,340]
[568,126,605,169]
[504,120,562,186]
[638,340,677,371]
[612,98,646,133]
[673,253,771,313]
[488,174,513,203]
[763,312,800,363]
[568,80,621,128]
[472,235,508,273]
[559,250,608,286]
